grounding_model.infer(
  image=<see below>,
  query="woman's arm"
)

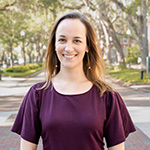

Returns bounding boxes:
[20,138,37,150]
[108,142,125,150]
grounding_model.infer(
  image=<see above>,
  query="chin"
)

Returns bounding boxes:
[61,64,79,70]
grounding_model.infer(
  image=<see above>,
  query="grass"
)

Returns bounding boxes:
[107,68,150,84]
[2,67,42,77]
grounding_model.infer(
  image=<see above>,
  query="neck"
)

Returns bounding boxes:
[56,66,87,83]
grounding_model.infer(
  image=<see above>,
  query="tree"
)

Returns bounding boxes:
[0,0,16,11]
[0,0,63,66]
[0,8,29,67]
[111,0,149,70]
[80,0,126,66]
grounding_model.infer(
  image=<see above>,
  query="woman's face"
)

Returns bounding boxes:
[55,19,88,70]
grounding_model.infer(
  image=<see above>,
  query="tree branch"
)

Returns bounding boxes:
[0,1,17,11]
[111,0,126,11]
[111,0,140,39]
[111,15,120,24]
[127,15,139,37]
[64,4,84,10]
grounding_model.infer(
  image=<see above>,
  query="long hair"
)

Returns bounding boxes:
[43,11,113,96]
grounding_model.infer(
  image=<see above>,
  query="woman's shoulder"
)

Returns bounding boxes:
[101,89,126,109]
[93,85,122,103]
[31,81,52,91]
[31,81,47,90]
[92,84,118,101]
[23,81,52,104]
[93,84,118,98]
[103,89,119,97]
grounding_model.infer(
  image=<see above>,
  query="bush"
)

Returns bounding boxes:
[38,63,43,67]
[5,65,28,72]
[126,56,139,64]
[125,44,140,64]
[113,64,125,71]
[5,63,41,73]
[26,63,39,69]
[105,63,114,70]
[0,69,4,73]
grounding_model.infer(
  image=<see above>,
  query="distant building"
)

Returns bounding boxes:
[120,38,133,56]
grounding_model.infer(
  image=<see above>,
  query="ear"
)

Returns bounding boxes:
[85,46,89,53]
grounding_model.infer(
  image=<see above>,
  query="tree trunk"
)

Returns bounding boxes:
[141,0,148,70]
[98,10,126,66]
[22,39,26,65]
[29,52,32,63]
[40,49,46,63]
[1,51,5,63]
[112,0,148,69]
[106,18,126,66]
[100,20,112,63]
[111,31,126,66]
[27,45,32,63]
[9,40,13,68]
[36,43,40,63]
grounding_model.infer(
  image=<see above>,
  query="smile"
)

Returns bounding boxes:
[63,54,77,58]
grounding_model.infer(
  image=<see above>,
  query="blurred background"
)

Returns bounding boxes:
[0,0,150,84]
[0,1,150,149]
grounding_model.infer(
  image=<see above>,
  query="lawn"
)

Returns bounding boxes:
[107,68,150,84]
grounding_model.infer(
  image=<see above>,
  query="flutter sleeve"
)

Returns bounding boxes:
[104,91,136,148]
[11,85,41,144]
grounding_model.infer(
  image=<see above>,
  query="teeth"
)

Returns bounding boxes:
[64,55,75,58]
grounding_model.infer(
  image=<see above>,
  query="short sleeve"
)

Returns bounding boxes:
[11,86,41,144]
[104,91,136,148]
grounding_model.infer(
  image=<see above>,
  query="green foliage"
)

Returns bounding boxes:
[4,63,41,72]
[1,0,148,70]
[25,63,39,69]
[5,65,28,72]
[0,0,62,67]
[0,69,4,73]
[108,68,150,84]
[125,0,141,15]
[38,0,59,9]
[2,67,42,77]
[114,64,126,70]
[38,63,43,67]
[125,44,140,64]
[106,64,126,71]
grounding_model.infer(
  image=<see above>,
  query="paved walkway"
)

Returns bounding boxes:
[0,72,150,150]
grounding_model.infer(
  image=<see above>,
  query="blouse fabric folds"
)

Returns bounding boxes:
[12,82,136,150]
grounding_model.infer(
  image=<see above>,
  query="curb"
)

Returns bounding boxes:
[25,69,44,78]
[106,74,150,93]
[106,74,132,87]
[1,69,44,80]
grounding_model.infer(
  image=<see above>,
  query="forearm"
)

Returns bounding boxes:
[20,138,37,150]
[108,142,125,150]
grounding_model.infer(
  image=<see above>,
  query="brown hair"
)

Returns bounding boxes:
[43,11,113,96]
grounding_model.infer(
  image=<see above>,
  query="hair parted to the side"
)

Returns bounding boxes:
[42,11,113,96]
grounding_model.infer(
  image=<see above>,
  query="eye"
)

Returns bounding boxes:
[58,38,66,43]
[74,40,81,43]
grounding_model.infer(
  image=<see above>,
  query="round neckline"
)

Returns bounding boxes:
[53,84,94,96]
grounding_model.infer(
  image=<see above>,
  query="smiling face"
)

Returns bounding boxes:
[55,19,88,71]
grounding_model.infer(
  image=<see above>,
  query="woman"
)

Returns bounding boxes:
[12,12,136,150]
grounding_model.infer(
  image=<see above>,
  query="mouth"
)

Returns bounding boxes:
[63,54,77,59]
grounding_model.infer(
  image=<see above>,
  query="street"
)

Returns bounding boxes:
[0,72,150,150]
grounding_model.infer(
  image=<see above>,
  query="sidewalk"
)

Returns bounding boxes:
[0,72,150,150]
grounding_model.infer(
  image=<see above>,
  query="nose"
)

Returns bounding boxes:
[65,41,74,51]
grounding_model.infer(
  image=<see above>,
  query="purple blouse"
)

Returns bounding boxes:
[11,82,136,150]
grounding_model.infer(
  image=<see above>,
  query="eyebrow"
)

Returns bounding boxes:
[58,35,82,39]
[58,35,66,37]
[74,36,82,39]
